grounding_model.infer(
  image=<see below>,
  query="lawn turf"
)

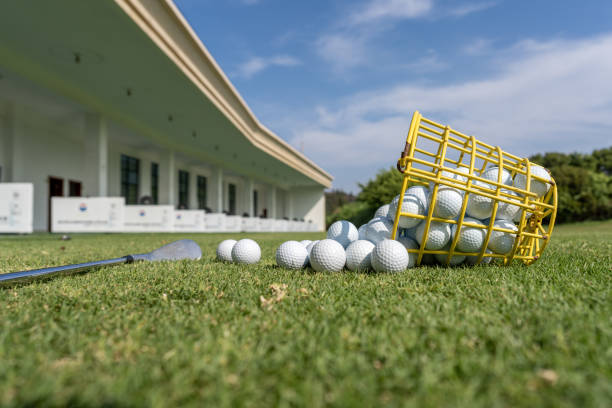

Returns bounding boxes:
[0,221,610,407]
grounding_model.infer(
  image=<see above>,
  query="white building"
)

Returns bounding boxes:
[0,0,332,231]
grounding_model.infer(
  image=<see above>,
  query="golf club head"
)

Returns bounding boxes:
[137,239,202,262]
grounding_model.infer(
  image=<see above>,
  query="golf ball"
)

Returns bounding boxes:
[345,240,375,271]
[374,204,391,219]
[466,181,494,220]
[452,217,486,253]
[488,220,518,254]
[465,249,494,265]
[482,166,512,186]
[327,220,359,249]
[309,239,346,272]
[406,185,430,210]
[396,235,418,268]
[415,221,452,250]
[389,193,425,228]
[513,164,551,197]
[434,243,466,266]
[231,239,261,264]
[432,186,464,220]
[371,239,409,273]
[365,217,394,244]
[299,240,313,247]
[276,241,309,270]
[357,224,368,240]
[495,189,521,221]
[216,239,237,262]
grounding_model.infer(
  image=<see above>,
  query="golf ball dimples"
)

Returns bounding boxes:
[327,220,359,248]
[434,243,466,266]
[488,220,518,254]
[466,181,494,220]
[371,239,409,273]
[310,239,346,272]
[305,240,319,264]
[496,189,521,221]
[415,221,451,250]
[452,217,486,253]
[365,217,393,244]
[374,204,391,219]
[216,239,237,262]
[466,249,494,265]
[397,236,418,268]
[357,224,368,240]
[345,240,375,271]
[231,239,261,264]
[432,187,464,220]
[299,240,312,247]
[389,193,425,228]
[513,164,551,197]
[406,185,430,210]
[276,241,309,270]
[482,166,512,186]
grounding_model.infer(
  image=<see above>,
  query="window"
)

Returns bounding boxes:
[69,181,82,197]
[178,170,189,209]
[151,162,159,204]
[197,175,207,209]
[121,154,140,204]
[228,183,236,215]
[253,190,258,217]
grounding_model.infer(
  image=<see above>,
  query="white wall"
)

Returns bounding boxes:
[289,186,326,231]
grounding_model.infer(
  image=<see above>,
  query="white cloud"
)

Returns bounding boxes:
[235,55,300,78]
[315,33,370,72]
[462,38,494,55]
[291,34,612,190]
[348,0,433,25]
[447,1,498,17]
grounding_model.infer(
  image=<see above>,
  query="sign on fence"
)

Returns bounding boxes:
[204,213,225,232]
[173,210,205,232]
[0,183,33,233]
[124,205,174,232]
[51,197,124,233]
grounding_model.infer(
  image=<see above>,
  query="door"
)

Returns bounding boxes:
[69,180,82,197]
[48,177,64,231]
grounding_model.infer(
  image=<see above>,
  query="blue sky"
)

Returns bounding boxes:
[175,0,612,192]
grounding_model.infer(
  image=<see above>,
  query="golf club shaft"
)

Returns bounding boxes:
[0,256,129,286]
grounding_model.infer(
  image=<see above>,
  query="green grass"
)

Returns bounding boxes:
[0,221,610,407]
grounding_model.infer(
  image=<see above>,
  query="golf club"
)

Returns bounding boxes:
[0,239,202,287]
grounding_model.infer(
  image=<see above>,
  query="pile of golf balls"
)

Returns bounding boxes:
[218,164,550,272]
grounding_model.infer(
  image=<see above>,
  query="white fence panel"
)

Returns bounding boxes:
[0,183,33,233]
[224,215,242,232]
[124,205,174,232]
[204,213,225,232]
[174,210,205,232]
[51,197,124,233]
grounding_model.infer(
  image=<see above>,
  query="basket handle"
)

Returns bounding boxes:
[396,142,411,173]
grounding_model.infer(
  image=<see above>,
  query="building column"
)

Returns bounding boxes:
[160,150,175,205]
[211,167,223,212]
[244,178,254,217]
[140,158,151,198]
[189,169,198,209]
[287,189,294,220]
[267,186,277,219]
[84,113,108,196]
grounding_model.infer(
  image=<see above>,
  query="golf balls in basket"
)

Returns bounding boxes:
[452,217,486,253]
[389,193,425,228]
[432,186,464,220]
[397,235,419,268]
[365,217,394,244]
[466,181,495,220]
[488,220,518,254]
[513,164,551,197]
[232,239,261,264]
[216,239,237,262]
[415,221,452,250]
[482,166,512,186]
[434,243,466,266]
[495,189,521,221]
[357,224,368,240]
[466,249,494,265]
[406,185,430,210]
[327,220,359,249]
[374,204,391,219]
[276,241,309,270]
[310,239,346,272]
[345,240,375,271]
[371,239,409,273]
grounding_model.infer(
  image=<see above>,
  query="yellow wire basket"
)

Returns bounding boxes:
[391,111,557,266]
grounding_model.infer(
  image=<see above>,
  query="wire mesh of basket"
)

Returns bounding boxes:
[391,111,557,266]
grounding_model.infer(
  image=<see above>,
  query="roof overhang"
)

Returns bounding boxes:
[0,0,332,189]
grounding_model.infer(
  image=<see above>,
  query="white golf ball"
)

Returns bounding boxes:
[371,239,409,273]
[482,166,512,186]
[432,186,464,220]
[434,244,466,266]
[345,240,375,271]
[495,189,521,221]
[299,240,312,247]
[327,220,359,249]
[452,217,486,253]
[415,221,452,250]
[465,249,494,265]
[389,193,425,228]
[365,217,394,244]
[374,204,391,219]
[488,220,518,254]
[406,185,430,210]
[231,239,261,264]
[466,181,494,220]
[276,241,309,270]
[309,239,346,272]
[216,239,237,262]
[513,164,551,197]
[396,236,418,268]
[357,224,368,240]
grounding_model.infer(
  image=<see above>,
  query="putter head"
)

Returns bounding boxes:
[137,239,202,262]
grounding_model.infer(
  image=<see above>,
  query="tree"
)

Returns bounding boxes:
[356,167,405,208]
